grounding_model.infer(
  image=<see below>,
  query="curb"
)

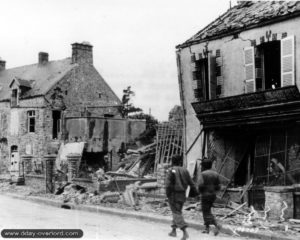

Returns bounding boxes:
[2,193,298,240]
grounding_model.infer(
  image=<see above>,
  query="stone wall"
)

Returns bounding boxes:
[156,163,170,195]
[0,61,123,175]
[45,64,122,119]
[264,186,294,220]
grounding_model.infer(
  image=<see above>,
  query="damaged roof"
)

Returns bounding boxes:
[0,58,75,101]
[177,1,300,48]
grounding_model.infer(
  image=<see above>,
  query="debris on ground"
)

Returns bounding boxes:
[0,178,299,239]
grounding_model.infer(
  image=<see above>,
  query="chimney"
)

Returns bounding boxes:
[39,52,49,65]
[0,58,6,71]
[71,42,93,65]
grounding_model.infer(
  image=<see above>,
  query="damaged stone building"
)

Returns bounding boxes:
[176,1,300,210]
[0,42,145,179]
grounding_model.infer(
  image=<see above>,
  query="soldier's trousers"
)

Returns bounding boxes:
[201,195,217,226]
[168,192,187,229]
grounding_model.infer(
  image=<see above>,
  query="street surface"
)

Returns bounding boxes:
[0,195,250,240]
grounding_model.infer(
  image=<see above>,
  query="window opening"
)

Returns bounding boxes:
[27,110,35,133]
[193,58,209,101]
[256,41,281,91]
[52,110,61,139]
[11,89,18,107]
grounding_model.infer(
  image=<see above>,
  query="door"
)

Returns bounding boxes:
[10,146,19,179]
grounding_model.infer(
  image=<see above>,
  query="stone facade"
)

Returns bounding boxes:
[0,42,122,176]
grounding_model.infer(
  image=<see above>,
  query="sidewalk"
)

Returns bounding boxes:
[2,192,298,240]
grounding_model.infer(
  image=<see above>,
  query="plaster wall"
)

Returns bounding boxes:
[178,17,300,168]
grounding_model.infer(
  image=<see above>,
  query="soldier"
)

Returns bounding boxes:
[166,155,197,240]
[197,158,221,235]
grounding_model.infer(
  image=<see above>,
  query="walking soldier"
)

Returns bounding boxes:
[166,155,198,240]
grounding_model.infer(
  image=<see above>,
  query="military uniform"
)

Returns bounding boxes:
[198,169,221,234]
[166,166,197,230]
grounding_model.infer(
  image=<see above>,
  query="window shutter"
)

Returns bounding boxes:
[215,49,223,98]
[191,53,196,63]
[244,47,255,93]
[208,53,216,99]
[281,35,295,87]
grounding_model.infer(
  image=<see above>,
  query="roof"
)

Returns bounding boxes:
[177,1,300,48]
[9,77,32,89]
[0,58,76,101]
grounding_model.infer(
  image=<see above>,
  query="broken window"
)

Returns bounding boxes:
[11,89,18,107]
[253,126,300,186]
[244,35,295,93]
[27,110,35,133]
[52,110,61,139]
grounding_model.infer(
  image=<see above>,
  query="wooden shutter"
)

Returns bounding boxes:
[244,47,255,93]
[281,35,295,86]
[215,50,223,98]
[208,53,216,99]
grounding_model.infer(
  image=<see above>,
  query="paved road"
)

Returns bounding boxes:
[0,195,248,240]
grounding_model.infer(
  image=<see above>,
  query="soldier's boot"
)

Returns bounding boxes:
[214,222,221,236]
[202,225,210,234]
[181,228,189,240]
[168,228,177,237]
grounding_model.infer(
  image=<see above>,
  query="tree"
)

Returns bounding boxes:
[130,113,158,145]
[119,86,142,118]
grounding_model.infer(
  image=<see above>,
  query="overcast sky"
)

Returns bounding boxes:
[0,0,237,120]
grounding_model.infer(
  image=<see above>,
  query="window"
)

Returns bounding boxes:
[52,110,61,139]
[191,51,217,101]
[256,41,281,91]
[11,89,18,107]
[192,58,209,101]
[253,127,300,186]
[244,35,295,93]
[27,111,35,133]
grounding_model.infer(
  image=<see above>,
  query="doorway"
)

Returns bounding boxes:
[10,145,19,178]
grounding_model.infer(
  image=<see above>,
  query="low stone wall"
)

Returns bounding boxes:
[25,174,45,193]
[264,186,294,220]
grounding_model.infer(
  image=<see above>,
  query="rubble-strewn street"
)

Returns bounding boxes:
[0,194,252,240]
[1,179,299,240]
[2,1,300,240]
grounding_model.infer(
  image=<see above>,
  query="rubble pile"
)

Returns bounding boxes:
[54,183,121,205]
[0,181,37,195]
[124,143,156,178]
[1,175,300,239]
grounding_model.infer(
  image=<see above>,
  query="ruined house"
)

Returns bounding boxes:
[0,42,145,178]
[176,1,300,209]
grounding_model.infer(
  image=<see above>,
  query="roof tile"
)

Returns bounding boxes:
[178,1,300,48]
